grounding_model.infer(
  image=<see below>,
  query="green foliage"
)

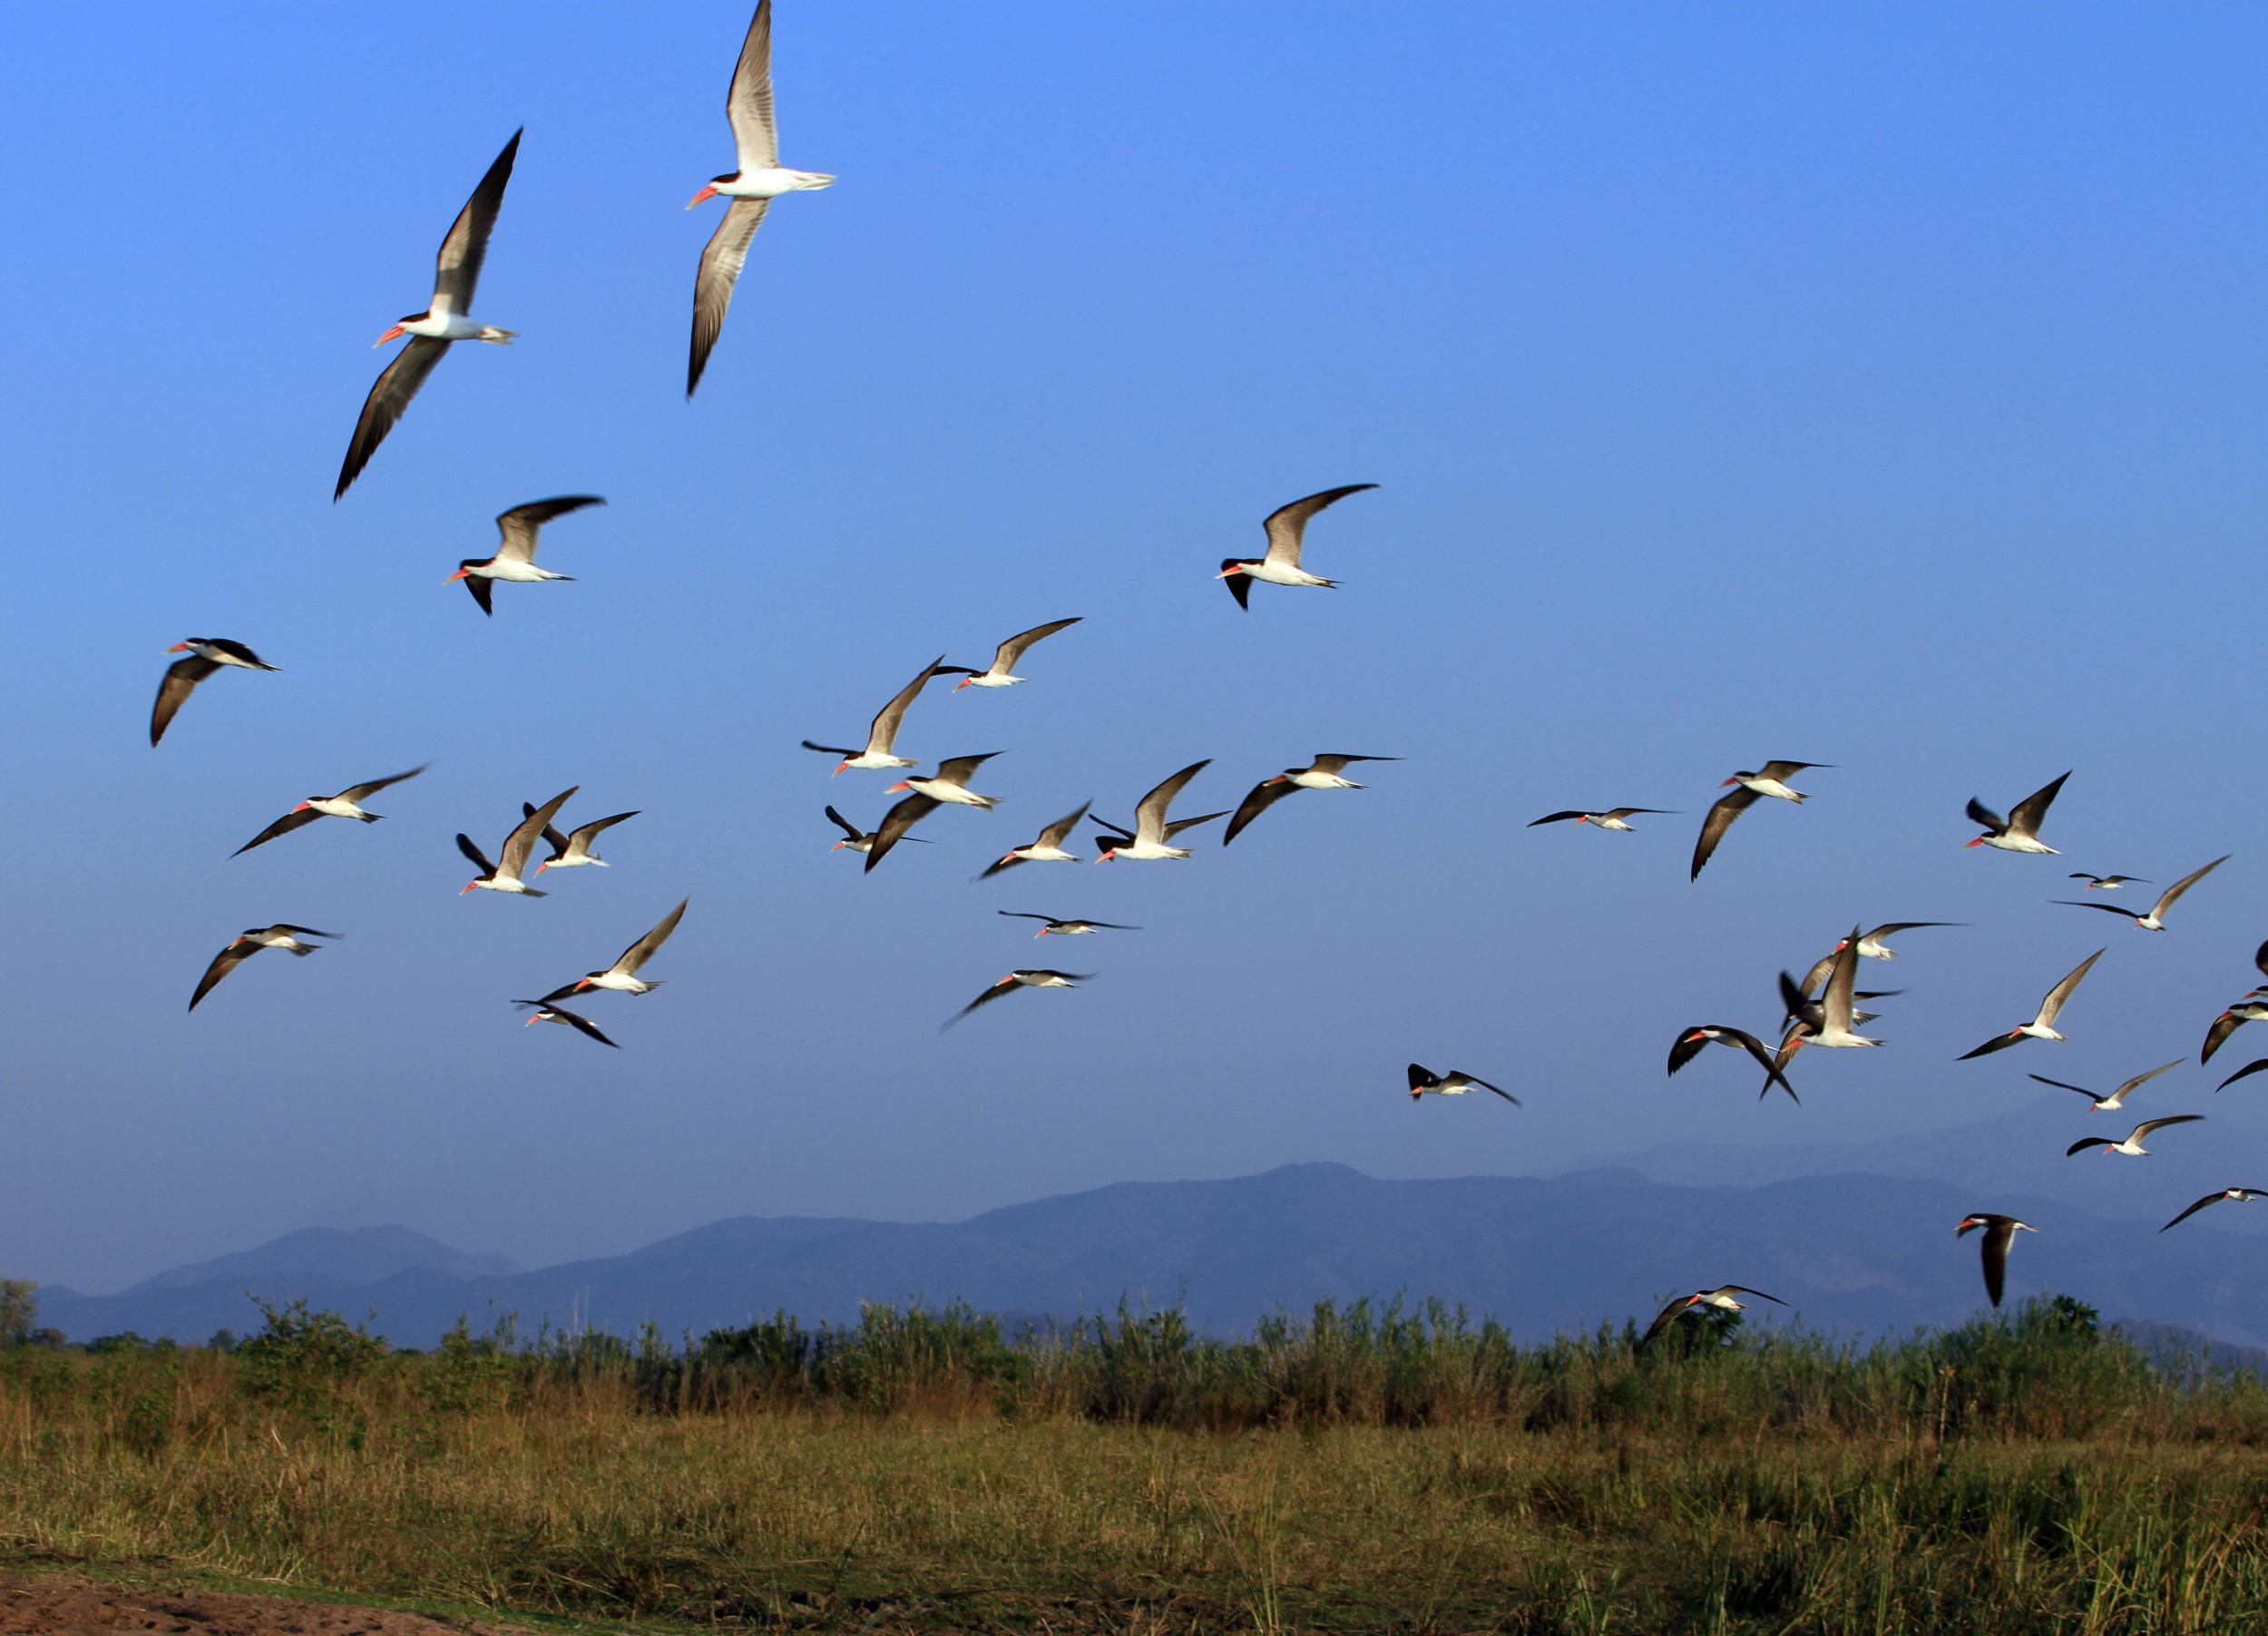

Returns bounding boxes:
[0,1279,35,1347]
[235,1298,387,1440]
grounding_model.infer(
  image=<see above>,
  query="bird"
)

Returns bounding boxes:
[1963,770,2070,854]
[1791,931,1880,1050]
[1217,485,1376,608]
[524,805,639,873]
[336,129,522,501]
[943,969,1091,1030]
[1796,922,1961,994]
[539,899,689,1000]
[2069,873,2148,891]
[1666,1025,1798,1103]
[686,0,836,397]
[152,640,279,748]
[1777,970,1898,1036]
[996,912,1140,938]
[2053,855,2228,932]
[2200,1001,2268,1065]
[2160,1189,2268,1232]
[1527,808,1677,831]
[1406,1063,1519,1105]
[1956,1215,2037,1308]
[802,656,948,774]
[189,926,339,1013]
[940,618,1082,690]
[1639,1287,1785,1347]
[885,753,1003,809]
[2066,1115,2204,1158]
[515,1000,620,1049]
[825,804,930,856]
[1690,761,1829,881]
[982,803,1093,877]
[1094,761,1225,861]
[1223,756,1399,846]
[2028,1060,2181,1113]
[446,496,605,616]
[458,787,576,896]
[233,765,428,857]
[863,792,942,873]
[1956,949,2106,1059]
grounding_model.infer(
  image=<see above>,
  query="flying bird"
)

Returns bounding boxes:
[941,618,1082,690]
[152,640,279,747]
[997,912,1140,938]
[234,765,429,857]
[336,129,522,501]
[1095,761,1224,861]
[1217,485,1377,608]
[942,969,1091,1030]
[862,791,942,873]
[1406,1063,1519,1104]
[2160,1189,2268,1232]
[825,804,929,856]
[447,496,605,616]
[2066,1114,2204,1158]
[1527,808,1677,832]
[1667,1025,1798,1103]
[1690,761,1828,881]
[1956,1214,2037,1308]
[458,787,576,896]
[802,656,948,773]
[2028,1060,2181,1113]
[885,752,1003,809]
[686,0,836,397]
[1956,949,2106,1059]
[189,926,339,1013]
[1963,770,2070,854]
[522,804,639,872]
[1790,932,1880,1051]
[2069,873,2147,891]
[2054,855,2228,932]
[2201,1001,2268,1064]
[515,1000,620,1049]
[1639,1287,1785,1347]
[1223,755,1399,846]
[982,802,1093,877]
[1796,922,1961,994]
[539,899,689,1000]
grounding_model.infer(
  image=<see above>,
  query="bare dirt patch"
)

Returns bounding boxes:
[0,1575,533,1636]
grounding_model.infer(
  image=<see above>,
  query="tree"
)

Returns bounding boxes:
[0,1279,35,1347]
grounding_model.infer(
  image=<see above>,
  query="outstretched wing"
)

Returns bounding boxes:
[1260,484,1377,567]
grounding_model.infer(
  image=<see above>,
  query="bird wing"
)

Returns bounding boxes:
[991,617,1081,674]
[1529,811,1587,827]
[2116,1061,2183,1099]
[1223,778,1301,846]
[1221,567,1254,611]
[2065,1137,2114,1157]
[494,495,604,564]
[533,1003,620,1049]
[1958,1032,2023,1061]
[613,898,689,976]
[1164,810,1227,840]
[2160,1193,2231,1233]
[1407,1063,1439,1094]
[1733,1029,1799,1102]
[464,573,495,616]
[824,804,864,840]
[1134,760,1210,844]
[151,654,220,746]
[523,801,571,858]
[231,808,324,857]
[1981,1222,2016,1307]
[1308,753,1399,774]
[430,128,520,316]
[2204,1013,2244,1064]
[2054,902,2142,922]
[1602,808,1676,820]
[2132,1115,2204,1141]
[503,787,579,882]
[1712,1286,1786,1305]
[1689,786,1760,881]
[1666,1031,1708,1077]
[455,832,497,876]
[2148,855,2229,923]
[1463,1074,1520,1105]
[342,764,431,803]
[725,0,779,171]
[266,925,340,939]
[943,976,1019,1030]
[998,911,1053,924]
[1755,760,1827,780]
[1822,930,1861,1034]
[688,197,770,398]
[2254,939,2268,982]
[2035,949,2106,1029]
[336,336,449,500]
[865,792,941,872]
[1965,798,2007,833]
[1036,801,1093,849]
[2217,1058,2268,1092]
[2026,1074,2100,1100]
[1639,1297,1694,1347]
[564,810,640,856]
[931,752,1002,786]
[2007,771,2071,839]
[1260,484,1377,568]
[188,941,256,1013]
[1798,951,1837,999]
[865,656,946,758]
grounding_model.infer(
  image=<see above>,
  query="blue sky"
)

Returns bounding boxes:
[9,3,2268,1293]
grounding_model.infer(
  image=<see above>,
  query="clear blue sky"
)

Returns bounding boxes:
[9,3,2268,1293]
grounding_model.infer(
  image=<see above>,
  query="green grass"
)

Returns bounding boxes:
[6,1296,2268,1631]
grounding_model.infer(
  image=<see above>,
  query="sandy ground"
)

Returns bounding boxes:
[0,1575,534,1636]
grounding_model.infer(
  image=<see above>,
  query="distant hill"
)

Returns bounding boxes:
[31,1163,2268,1350]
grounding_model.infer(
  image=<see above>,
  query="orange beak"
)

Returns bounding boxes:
[374,324,407,347]
[291,801,311,812]
[687,184,720,208]
[524,1014,541,1027]
[446,567,471,582]
[885,781,911,793]
[573,978,592,992]
[461,883,477,895]
[1963,838,1986,848]
[165,642,191,653]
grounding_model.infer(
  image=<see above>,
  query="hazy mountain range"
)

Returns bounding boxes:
[27,1157,2268,1352]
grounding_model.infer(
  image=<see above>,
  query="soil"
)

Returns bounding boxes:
[0,1574,533,1636]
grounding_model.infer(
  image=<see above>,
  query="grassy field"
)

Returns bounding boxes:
[6,1297,2268,1632]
